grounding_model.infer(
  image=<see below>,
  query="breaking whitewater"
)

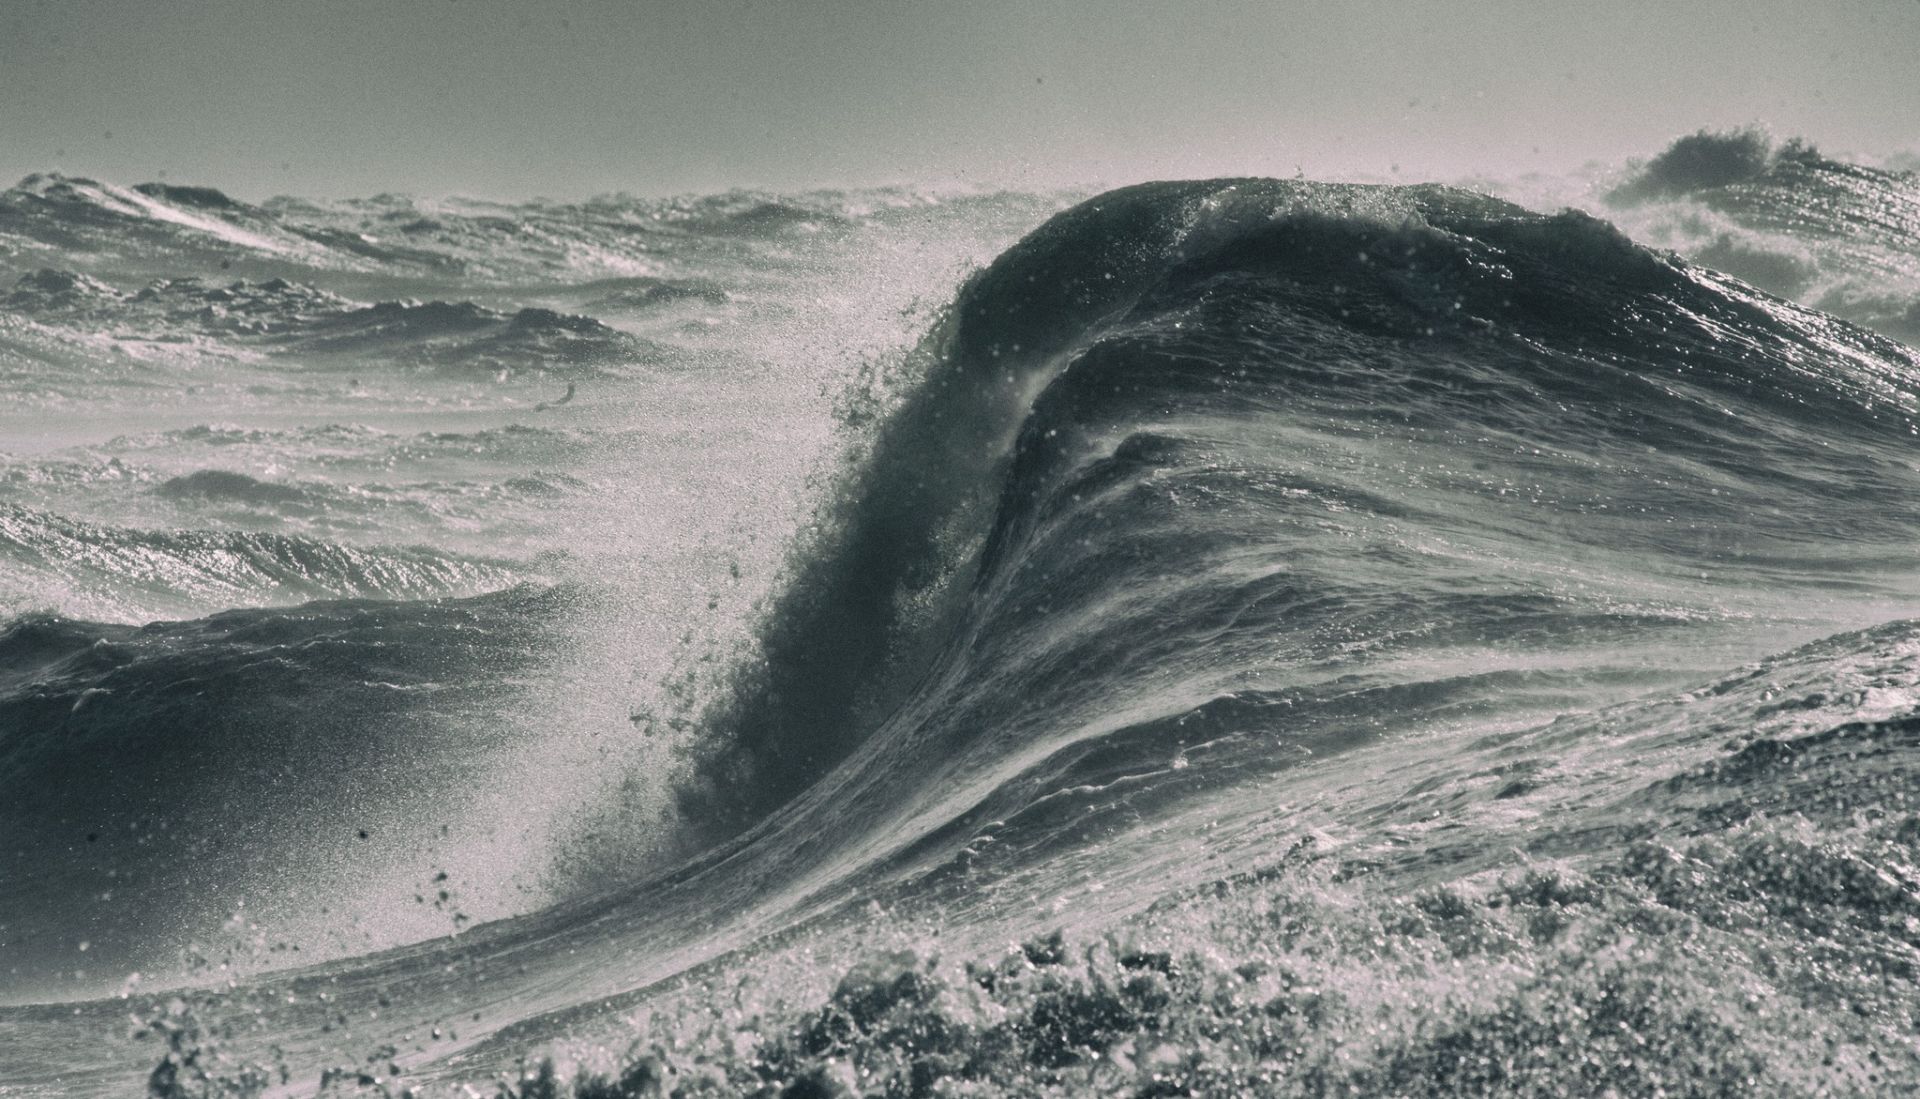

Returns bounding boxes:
[4,130,1920,1097]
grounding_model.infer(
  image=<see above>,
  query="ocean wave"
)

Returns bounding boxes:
[569,275,732,311]
[0,173,325,264]
[0,270,656,377]
[153,468,314,508]
[129,182,246,212]
[1602,130,1920,345]
[102,421,392,451]
[2,173,1021,299]
[10,174,1920,1094]
[505,181,1920,1094]
[0,585,571,1001]
[0,502,523,622]
[94,422,587,471]
[1606,126,1814,203]
[664,177,1920,842]
[2,267,122,312]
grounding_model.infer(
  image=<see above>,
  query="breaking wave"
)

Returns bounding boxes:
[7,169,1920,1095]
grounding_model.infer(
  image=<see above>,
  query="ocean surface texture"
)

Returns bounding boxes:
[4,133,1920,1096]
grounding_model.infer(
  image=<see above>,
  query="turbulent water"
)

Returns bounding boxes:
[4,135,1920,1096]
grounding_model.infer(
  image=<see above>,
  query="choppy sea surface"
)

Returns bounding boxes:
[3,132,1920,1096]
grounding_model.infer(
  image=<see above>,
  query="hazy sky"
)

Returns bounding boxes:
[4,0,1917,200]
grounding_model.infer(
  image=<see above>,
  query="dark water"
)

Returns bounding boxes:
[3,141,1920,1095]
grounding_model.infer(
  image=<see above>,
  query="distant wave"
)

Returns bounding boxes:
[9,169,1920,1095]
[570,275,731,311]
[1,173,321,263]
[0,502,522,622]
[1606,126,1816,203]
[0,269,657,377]
[1,173,881,289]
[2,267,123,311]
[153,468,313,508]
[99,421,585,464]
[1605,129,1920,344]
[130,182,246,211]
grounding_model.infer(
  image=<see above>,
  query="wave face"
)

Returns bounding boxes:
[6,169,1920,1094]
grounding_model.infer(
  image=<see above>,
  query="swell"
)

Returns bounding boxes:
[1,270,655,378]
[1606,130,1920,344]
[8,177,1920,1092]
[0,502,522,622]
[0,584,570,1002]
[670,176,1920,857]
[2,173,866,287]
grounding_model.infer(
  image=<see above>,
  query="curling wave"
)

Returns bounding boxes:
[9,175,1920,1095]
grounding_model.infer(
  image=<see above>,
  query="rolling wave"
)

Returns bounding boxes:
[3,173,900,288]
[672,177,1920,845]
[6,169,1920,1094]
[1606,128,1920,344]
[0,585,571,1002]
[0,503,522,622]
[2,270,654,378]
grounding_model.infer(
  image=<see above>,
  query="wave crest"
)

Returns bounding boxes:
[1609,127,1823,204]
